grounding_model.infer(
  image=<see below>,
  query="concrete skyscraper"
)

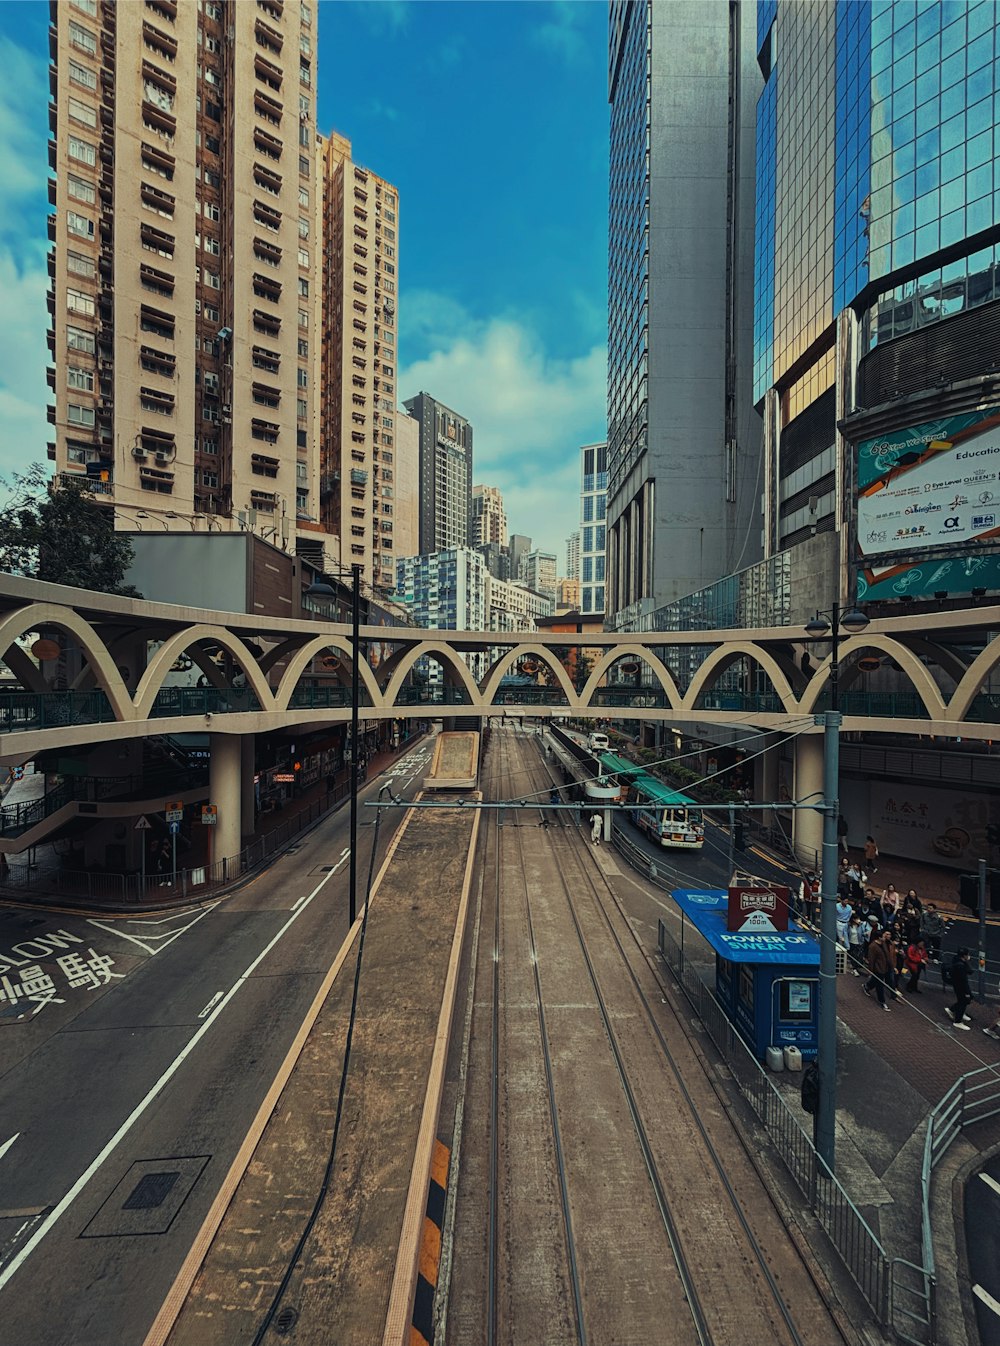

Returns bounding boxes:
[48,0,325,550]
[579,441,608,616]
[319,132,399,588]
[605,0,762,628]
[402,392,473,554]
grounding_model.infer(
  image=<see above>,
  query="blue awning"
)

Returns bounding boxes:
[673,889,820,967]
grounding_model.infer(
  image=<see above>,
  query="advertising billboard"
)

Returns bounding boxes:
[857,406,1000,559]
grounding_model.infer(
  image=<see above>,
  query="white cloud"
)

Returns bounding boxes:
[0,254,50,481]
[399,292,606,559]
[349,0,410,37]
[530,0,590,65]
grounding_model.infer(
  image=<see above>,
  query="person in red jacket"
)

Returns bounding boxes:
[904,939,929,994]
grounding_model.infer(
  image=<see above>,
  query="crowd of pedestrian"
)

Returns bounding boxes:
[795,840,980,1027]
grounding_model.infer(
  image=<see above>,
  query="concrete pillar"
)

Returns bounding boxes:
[210,733,242,879]
[755,733,780,805]
[792,733,824,870]
[241,735,256,839]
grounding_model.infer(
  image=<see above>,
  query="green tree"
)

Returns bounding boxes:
[0,465,141,596]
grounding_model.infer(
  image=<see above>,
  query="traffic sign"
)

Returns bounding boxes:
[169,820,181,836]
[134,815,152,831]
[165,801,184,822]
[201,804,218,826]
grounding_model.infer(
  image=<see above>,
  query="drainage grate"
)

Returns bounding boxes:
[122,1172,180,1211]
[275,1307,298,1336]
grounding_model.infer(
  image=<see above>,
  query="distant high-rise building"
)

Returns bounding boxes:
[580,441,608,617]
[320,132,398,588]
[519,549,557,602]
[488,576,554,632]
[393,408,420,561]
[565,531,581,580]
[47,0,325,549]
[471,484,508,548]
[606,0,761,627]
[403,391,473,554]
[556,577,581,611]
[508,533,532,585]
[475,542,510,582]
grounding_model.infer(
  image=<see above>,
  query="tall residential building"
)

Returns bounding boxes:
[750,0,1000,614]
[518,549,557,602]
[580,441,608,616]
[556,577,581,611]
[565,531,581,580]
[471,484,508,548]
[393,408,420,562]
[488,576,554,632]
[48,0,325,548]
[320,132,399,588]
[508,533,532,585]
[403,391,473,554]
[606,0,762,627]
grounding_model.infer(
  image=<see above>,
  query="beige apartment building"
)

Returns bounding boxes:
[471,484,508,548]
[393,408,420,561]
[48,0,328,558]
[319,132,399,590]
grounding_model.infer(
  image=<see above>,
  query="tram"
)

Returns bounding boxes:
[595,752,705,851]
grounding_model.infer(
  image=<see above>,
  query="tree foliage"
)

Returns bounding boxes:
[0,465,141,597]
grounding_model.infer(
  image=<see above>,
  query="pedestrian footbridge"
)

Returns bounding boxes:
[1,574,999,767]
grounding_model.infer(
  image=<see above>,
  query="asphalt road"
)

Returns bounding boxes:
[0,738,435,1346]
[967,1153,1000,1346]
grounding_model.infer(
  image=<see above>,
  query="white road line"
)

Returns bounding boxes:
[0,1134,19,1163]
[0,860,345,1293]
[974,1284,1000,1318]
[979,1172,1000,1199]
[197,992,224,1019]
[290,894,308,911]
[88,903,218,957]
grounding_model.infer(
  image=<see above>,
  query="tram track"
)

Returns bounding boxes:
[444,725,855,1345]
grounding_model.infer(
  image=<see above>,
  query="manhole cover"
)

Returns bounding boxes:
[275,1306,298,1335]
[123,1172,180,1210]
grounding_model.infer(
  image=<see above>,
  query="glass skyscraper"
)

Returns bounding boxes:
[755,0,1000,609]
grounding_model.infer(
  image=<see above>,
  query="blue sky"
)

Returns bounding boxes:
[0,0,608,565]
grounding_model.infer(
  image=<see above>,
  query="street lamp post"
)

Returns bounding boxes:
[804,600,869,1174]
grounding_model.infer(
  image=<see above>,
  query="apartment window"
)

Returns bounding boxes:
[68,97,97,128]
[67,403,96,426]
[301,1,311,24]
[384,245,395,259]
[298,309,308,328]
[252,273,281,301]
[298,185,309,207]
[205,269,221,289]
[384,227,395,242]
[251,419,279,444]
[297,397,308,419]
[140,386,175,415]
[203,236,220,255]
[299,61,311,86]
[298,216,309,239]
[67,288,95,316]
[252,345,281,373]
[252,382,281,408]
[205,1,221,17]
[67,325,95,354]
[297,368,308,388]
[69,60,97,90]
[383,279,395,293]
[297,247,309,268]
[203,167,221,188]
[140,345,175,376]
[141,183,175,217]
[385,209,396,224]
[69,21,97,55]
[67,365,94,391]
[68,174,95,205]
[67,250,95,279]
[383,364,394,377]
[202,201,221,222]
[68,136,96,167]
[141,144,175,180]
[298,123,310,147]
[202,438,218,454]
[297,277,309,297]
[299,155,309,177]
[204,67,221,88]
[205,134,220,156]
[202,470,218,487]
[254,237,282,266]
[140,305,175,339]
[140,222,175,257]
[203,302,220,322]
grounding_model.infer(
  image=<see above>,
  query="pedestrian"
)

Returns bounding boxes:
[863,929,893,1011]
[0,851,8,884]
[904,939,928,994]
[863,834,879,873]
[590,812,602,847]
[846,860,867,902]
[919,902,945,961]
[847,914,864,975]
[880,884,900,929]
[983,1009,1000,1041]
[835,895,852,949]
[837,814,849,854]
[798,871,820,927]
[945,948,974,1030]
[155,838,172,887]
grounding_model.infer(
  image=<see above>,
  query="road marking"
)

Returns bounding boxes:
[974,1284,1000,1318]
[979,1172,1000,1199]
[0,1134,19,1163]
[0,861,346,1293]
[290,894,308,911]
[197,992,223,1019]
[88,903,219,958]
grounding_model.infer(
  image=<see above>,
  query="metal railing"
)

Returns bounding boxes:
[0,765,208,837]
[657,915,934,1343]
[0,779,351,906]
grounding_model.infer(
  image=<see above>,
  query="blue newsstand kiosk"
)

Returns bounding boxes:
[666,889,821,1062]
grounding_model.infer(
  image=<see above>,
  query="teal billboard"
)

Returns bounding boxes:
[856,406,1000,601]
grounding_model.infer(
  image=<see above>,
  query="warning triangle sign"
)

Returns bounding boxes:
[134,815,152,831]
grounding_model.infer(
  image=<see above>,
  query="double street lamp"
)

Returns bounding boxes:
[803,600,869,1173]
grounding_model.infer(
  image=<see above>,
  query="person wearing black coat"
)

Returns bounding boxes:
[945,949,974,1030]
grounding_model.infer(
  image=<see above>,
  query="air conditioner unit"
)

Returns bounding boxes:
[154,451,169,464]
[131,445,147,460]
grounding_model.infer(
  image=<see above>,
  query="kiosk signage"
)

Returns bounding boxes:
[727,883,790,933]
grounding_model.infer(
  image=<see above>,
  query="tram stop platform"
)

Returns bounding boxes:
[152,793,480,1346]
